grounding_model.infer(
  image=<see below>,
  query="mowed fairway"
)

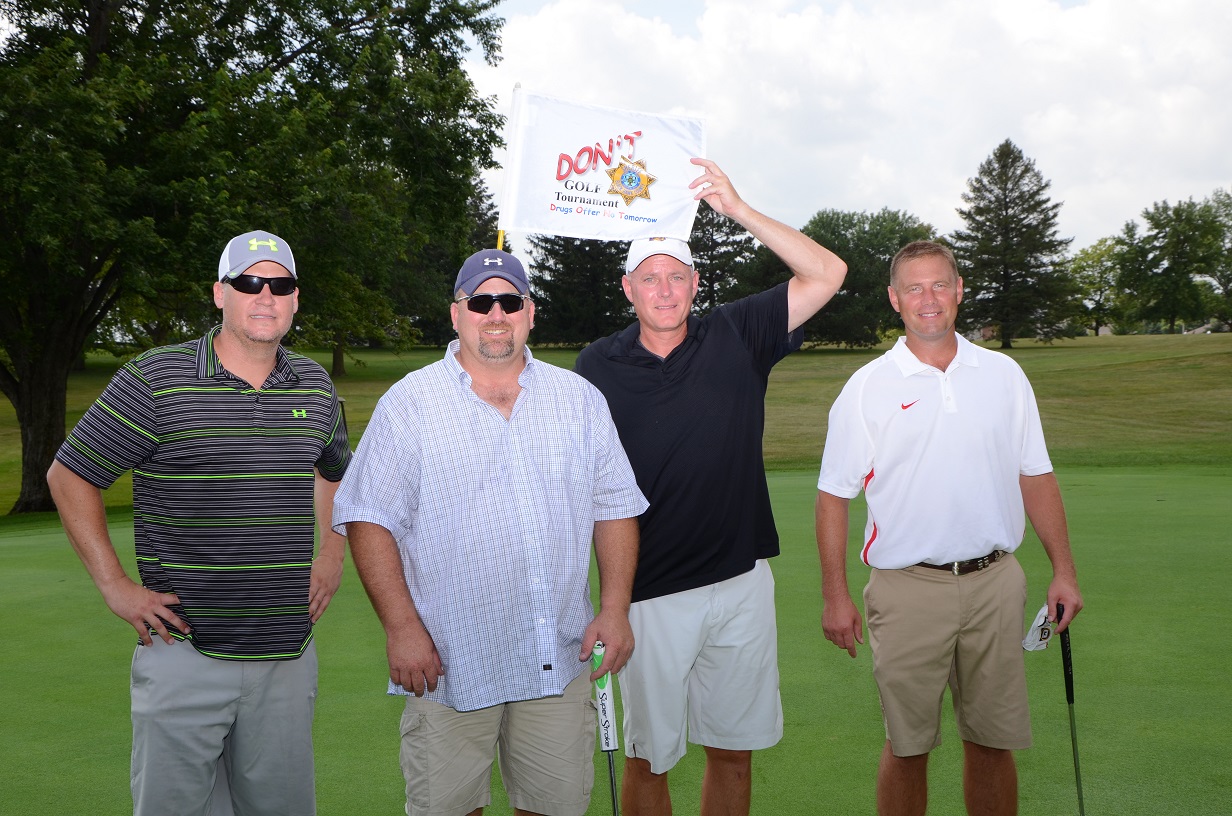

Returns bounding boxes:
[1,333,1229,814]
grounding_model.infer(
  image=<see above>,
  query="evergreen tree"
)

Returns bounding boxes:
[528,236,632,345]
[951,140,1076,348]
[690,202,756,312]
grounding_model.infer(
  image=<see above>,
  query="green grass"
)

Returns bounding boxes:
[1,333,1231,813]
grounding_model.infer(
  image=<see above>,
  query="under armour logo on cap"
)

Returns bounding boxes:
[249,237,280,252]
[483,257,503,266]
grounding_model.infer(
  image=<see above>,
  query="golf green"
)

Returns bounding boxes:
[2,466,1229,814]
[2,332,1229,813]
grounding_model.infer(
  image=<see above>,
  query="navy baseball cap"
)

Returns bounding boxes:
[454,249,529,296]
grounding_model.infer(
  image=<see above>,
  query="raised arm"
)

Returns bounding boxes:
[689,157,847,331]
[47,460,189,644]
[581,516,639,679]
[1020,472,1083,633]
[816,489,864,658]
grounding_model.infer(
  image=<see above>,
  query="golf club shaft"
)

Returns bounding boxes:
[607,751,619,816]
[1057,604,1085,816]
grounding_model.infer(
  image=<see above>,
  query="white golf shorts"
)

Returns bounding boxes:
[618,559,783,774]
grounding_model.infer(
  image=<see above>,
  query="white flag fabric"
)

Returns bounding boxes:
[499,88,706,242]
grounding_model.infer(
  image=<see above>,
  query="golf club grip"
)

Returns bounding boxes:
[1058,603,1075,705]
[591,642,619,753]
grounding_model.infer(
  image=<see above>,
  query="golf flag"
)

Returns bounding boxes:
[499,87,706,241]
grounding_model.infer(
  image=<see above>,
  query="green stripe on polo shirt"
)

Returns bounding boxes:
[158,561,313,570]
[160,428,335,443]
[133,470,315,480]
[184,606,310,617]
[150,386,245,397]
[192,643,311,661]
[150,386,332,398]
[256,387,336,397]
[62,435,126,477]
[95,398,158,442]
[135,513,315,527]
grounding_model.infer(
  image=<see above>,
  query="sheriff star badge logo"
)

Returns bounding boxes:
[606,158,656,206]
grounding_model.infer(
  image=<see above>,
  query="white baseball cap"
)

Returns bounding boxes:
[625,237,693,275]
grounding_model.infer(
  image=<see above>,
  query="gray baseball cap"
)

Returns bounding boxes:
[218,230,297,280]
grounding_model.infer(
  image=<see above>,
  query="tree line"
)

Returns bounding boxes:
[2,3,1229,514]
[532,139,1232,350]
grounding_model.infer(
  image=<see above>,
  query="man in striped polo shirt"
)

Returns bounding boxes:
[48,229,351,816]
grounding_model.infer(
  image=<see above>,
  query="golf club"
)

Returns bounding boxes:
[591,641,620,816]
[1057,603,1085,816]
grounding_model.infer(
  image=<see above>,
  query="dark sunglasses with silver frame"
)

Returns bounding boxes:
[225,274,297,296]
[456,293,529,314]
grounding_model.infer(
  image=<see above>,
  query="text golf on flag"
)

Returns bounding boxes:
[499,87,707,242]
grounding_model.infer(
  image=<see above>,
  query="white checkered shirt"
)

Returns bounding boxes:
[333,342,647,711]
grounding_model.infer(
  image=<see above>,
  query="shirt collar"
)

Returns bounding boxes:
[197,326,299,385]
[610,314,703,361]
[888,333,981,377]
[444,339,537,387]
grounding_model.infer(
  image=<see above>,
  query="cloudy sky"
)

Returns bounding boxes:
[465,0,1231,257]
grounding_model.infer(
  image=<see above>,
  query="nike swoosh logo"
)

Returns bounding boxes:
[901,400,920,410]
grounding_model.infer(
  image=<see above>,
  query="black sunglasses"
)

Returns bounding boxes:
[456,293,529,314]
[225,274,297,296]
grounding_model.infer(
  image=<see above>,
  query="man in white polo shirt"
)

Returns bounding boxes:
[815,240,1083,816]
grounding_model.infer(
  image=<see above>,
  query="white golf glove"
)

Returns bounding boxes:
[1022,604,1054,651]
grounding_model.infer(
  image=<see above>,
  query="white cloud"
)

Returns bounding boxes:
[472,0,1232,251]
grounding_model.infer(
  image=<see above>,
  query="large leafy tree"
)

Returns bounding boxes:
[0,0,503,512]
[801,208,933,346]
[411,177,510,348]
[951,139,1076,348]
[1198,188,1232,329]
[1116,197,1221,333]
[1070,238,1123,336]
[728,208,932,347]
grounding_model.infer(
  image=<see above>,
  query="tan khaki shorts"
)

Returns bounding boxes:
[863,553,1031,757]
[399,671,596,816]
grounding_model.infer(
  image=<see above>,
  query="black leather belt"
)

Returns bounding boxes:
[915,550,1005,576]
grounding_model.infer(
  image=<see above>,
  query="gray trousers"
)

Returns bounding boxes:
[130,638,318,816]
